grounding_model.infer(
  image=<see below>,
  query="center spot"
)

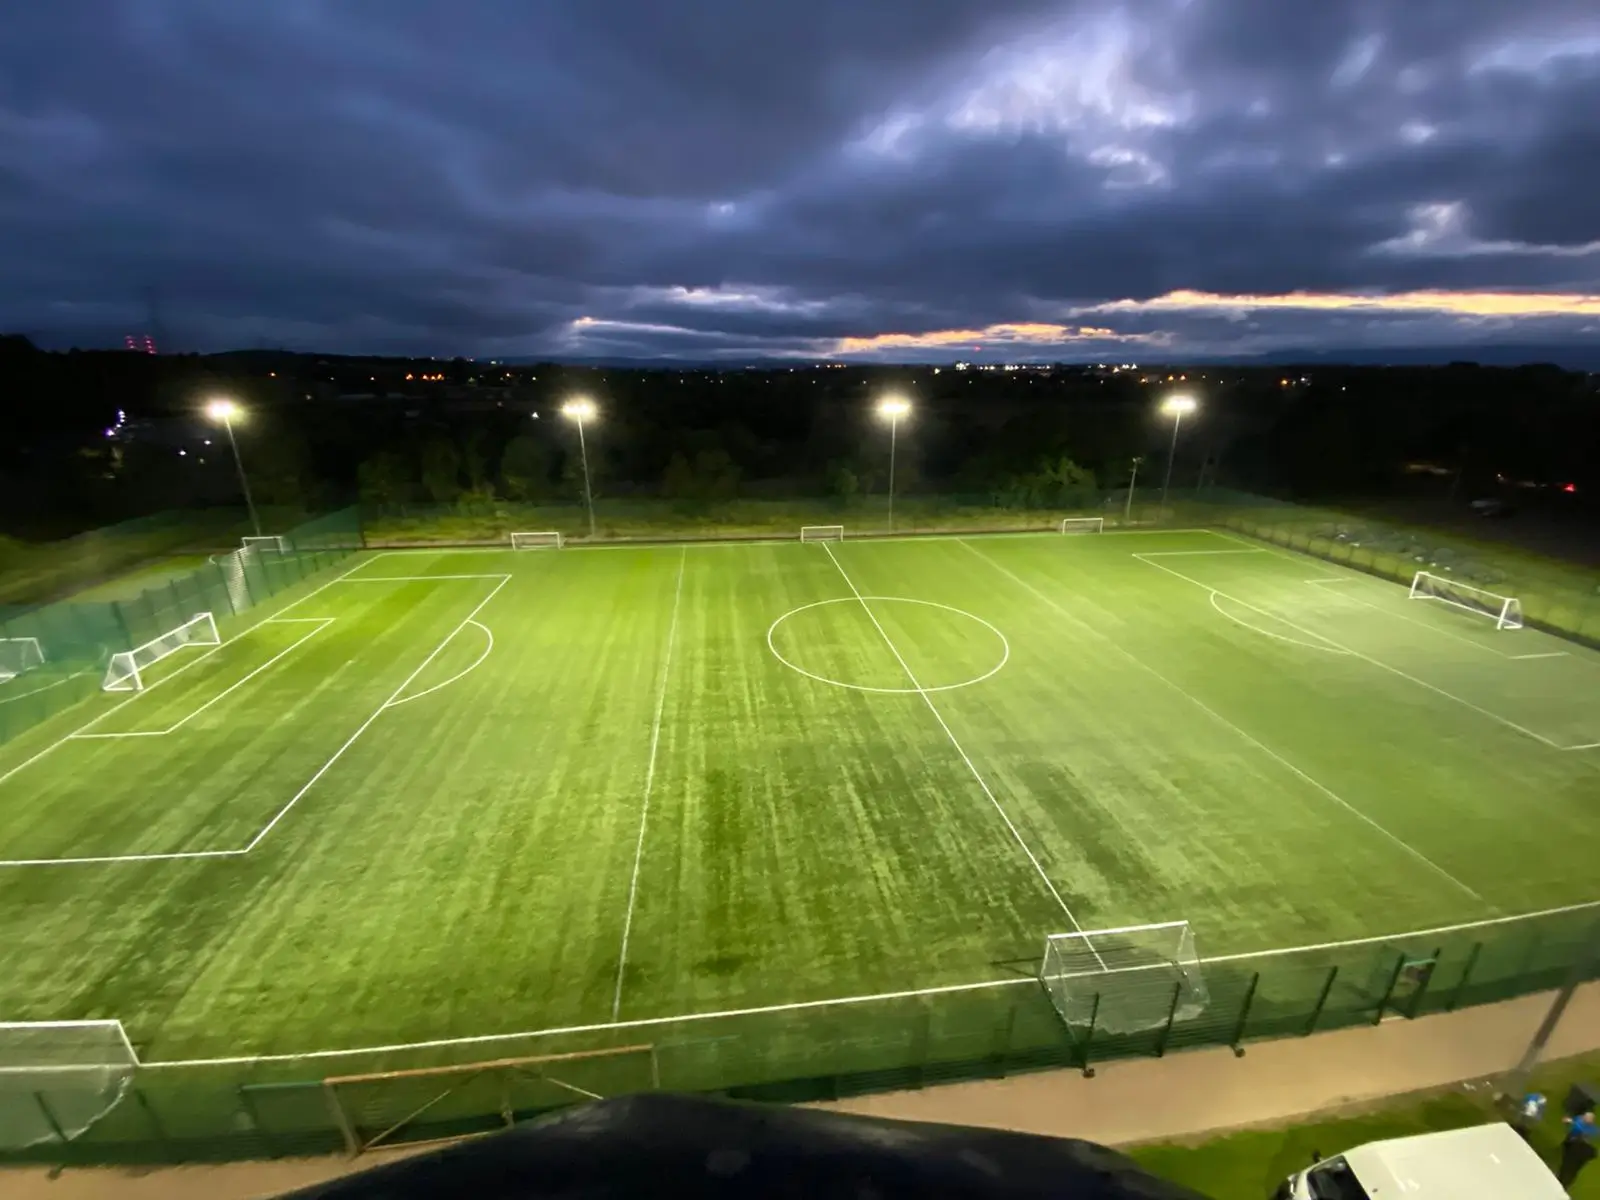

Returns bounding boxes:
[766,597,1010,693]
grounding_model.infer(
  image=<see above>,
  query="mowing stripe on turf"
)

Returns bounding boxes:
[1134,552,1572,751]
[958,539,1490,907]
[818,541,1092,943]
[240,575,511,853]
[612,546,687,1020]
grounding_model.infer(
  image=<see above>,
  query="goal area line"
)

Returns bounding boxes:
[133,896,1600,1070]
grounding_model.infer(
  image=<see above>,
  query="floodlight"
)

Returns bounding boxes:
[877,396,912,420]
[561,398,597,422]
[1161,394,1197,417]
[204,398,241,423]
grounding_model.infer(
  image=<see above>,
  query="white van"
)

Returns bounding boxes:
[1275,1122,1565,1199]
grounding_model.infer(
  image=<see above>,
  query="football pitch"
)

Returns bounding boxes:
[1,527,1597,1071]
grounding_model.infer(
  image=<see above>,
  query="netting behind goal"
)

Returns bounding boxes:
[0,637,45,682]
[800,525,844,541]
[241,534,291,556]
[102,612,221,691]
[1040,921,1208,1036]
[1409,570,1523,629]
[0,1021,136,1151]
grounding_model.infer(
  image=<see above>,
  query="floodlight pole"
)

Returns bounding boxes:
[1160,412,1185,512]
[220,412,262,537]
[1125,456,1143,526]
[574,416,596,540]
[886,412,900,533]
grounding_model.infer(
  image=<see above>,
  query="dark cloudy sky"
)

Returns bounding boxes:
[3,0,1599,361]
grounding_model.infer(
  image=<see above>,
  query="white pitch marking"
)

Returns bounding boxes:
[1134,552,1568,750]
[1207,591,1353,656]
[1510,652,1571,661]
[1135,549,1270,557]
[0,669,93,707]
[69,620,333,739]
[0,847,245,869]
[960,540,1489,906]
[612,546,688,1020]
[241,576,511,853]
[819,542,1090,939]
[336,574,514,582]
[766,596,1011,693]
[384,620,495,708]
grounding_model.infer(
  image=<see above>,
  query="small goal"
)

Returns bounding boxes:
[0,1020,137,1151]
[510,531,564,550]
[1060,517,1105,535]
[241,535,291,555]
[0,636,45,682]
[1039,921,1208,1037]
[1409,571,1522,630]
[103,612,221,691]
[800,525,844,542]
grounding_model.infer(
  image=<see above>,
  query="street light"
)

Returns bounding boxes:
[1158,394,1197,513]
[561,397,598,540]
[204,398,261,536]
[876,396,912,532]
[1124,455,1145,526]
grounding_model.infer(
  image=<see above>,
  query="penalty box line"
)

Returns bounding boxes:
[959,539,1489,908]
[1137,549,1577,751]
[0,573,509,869]
[816,541,1093,946]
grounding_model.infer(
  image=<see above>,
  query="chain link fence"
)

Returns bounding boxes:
[0,508,363,751]
[6,903,1596,1165]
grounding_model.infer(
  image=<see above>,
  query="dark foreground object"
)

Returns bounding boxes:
[280,1092,1208,1199]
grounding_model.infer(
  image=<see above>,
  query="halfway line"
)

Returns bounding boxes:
[612,547,688,1019]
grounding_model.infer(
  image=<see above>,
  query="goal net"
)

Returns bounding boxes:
[241,535,291,555]
[1409,571,1523,629]
[102,612,221,691]
[0,1020,137,1151]
[1060,517,1105,535]
[1040,921,1208,1036]
[510,531,564,550]
[0,637,45,682]
[323,1045,658,1154]
[800,525,845,542]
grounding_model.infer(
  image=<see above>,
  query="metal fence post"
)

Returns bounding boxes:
[1305,966,1339,1035]
[1447,943,1483,1012]
[1230,972,1260,1056]
[1374,953,1407,1024]
[1155,980,1183,1057]
[1079,994,1100,1078]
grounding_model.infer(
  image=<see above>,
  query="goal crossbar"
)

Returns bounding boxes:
[1060,517,1105,534]
[241,535,291,554]
[102,612,221,691]
[800,525,845,541]
[1409,571,1522,629]
[509,531,564,549]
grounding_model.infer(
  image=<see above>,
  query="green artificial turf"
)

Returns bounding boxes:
[1,528,1597,1132]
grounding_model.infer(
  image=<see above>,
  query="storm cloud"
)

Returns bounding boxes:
[2,0,1598,359]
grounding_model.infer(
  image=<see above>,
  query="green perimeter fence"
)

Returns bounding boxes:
[6,903,1598,1164]
[0,509,364,750]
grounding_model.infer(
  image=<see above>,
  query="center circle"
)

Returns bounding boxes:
[766,596,1010,693]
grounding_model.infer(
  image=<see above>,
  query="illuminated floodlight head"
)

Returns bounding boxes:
[1161,394,1197,418]
[561,397,597,422]
[876,396,912,420]
[204,398,241,423]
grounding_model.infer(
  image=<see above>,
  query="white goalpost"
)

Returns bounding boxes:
[1409,571,1523,630]
[102,612,221,691]
[0,1020,137,1151]
[0,637,45,682]
[241,535,291,555]
[510,531,564,550]
[1039,921,1208,1036]
[800,525,845,542]
[1060,517,1105,535]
